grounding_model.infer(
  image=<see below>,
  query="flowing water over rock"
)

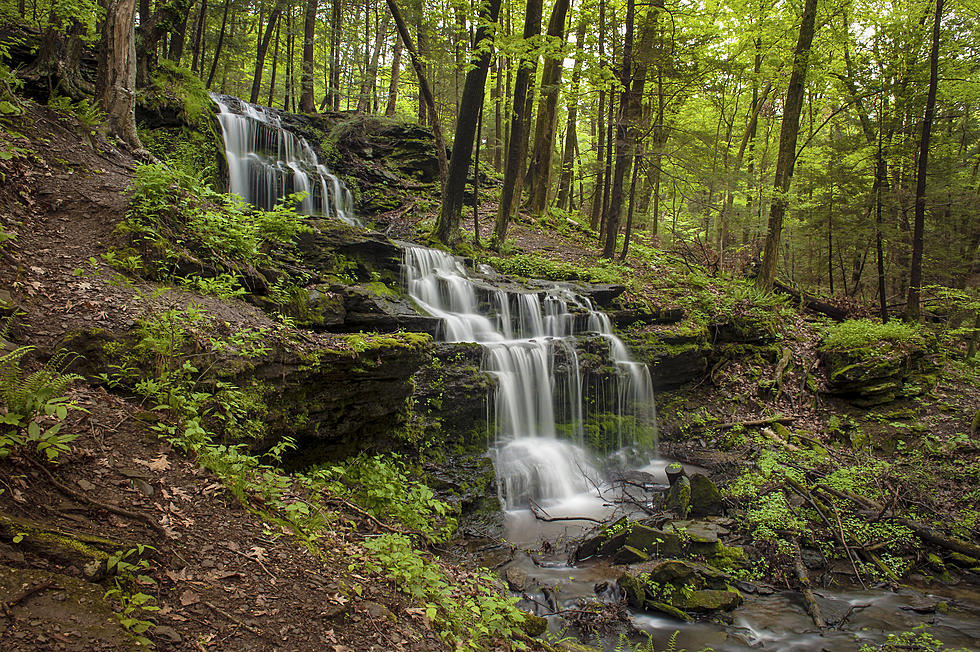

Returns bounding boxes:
[403,246,657,510]
[211,94,358,225]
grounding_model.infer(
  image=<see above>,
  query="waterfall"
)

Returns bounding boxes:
[403,246,657,510]
[211,94,359,226]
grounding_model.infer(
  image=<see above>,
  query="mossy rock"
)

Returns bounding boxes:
[689,473,724,516]
[672,588,743,612]
[519,611,547,637]
[666,475,691,516]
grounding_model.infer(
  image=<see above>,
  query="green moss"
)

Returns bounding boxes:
[821,319,924,352]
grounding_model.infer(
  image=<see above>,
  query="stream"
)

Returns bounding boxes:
[211,96,980,652]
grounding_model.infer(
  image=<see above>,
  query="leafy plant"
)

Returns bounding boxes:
[0,345,82,460]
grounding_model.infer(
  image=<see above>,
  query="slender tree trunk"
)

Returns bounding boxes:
[190,0,206,73]
[906,0,944,321]
[434,0,502,245]
[590,2,607,230]
[474,103,484,245]
[385,34,402,115]
[490,0,544,249]
[206,0,230,89]
[386,0,449,188]
[97,0,143,153]
[359,11,390,113]
[329,0,342,110]
[168,12,189,62]
[268,23,280,106]
[556,17,586,211]
[299,0,318,112]
[251,3,284,104]
[525,0,571,216]
[491,56,503,171]
[756,0,819,291]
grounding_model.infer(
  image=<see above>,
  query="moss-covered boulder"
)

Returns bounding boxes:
[689,473,724,516]
[819,319,941,406]
[617,559,741,620]
[666,475,691,515]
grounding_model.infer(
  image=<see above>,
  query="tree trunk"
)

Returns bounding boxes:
[300,0,318,112]
[906,0,944,321]
[490,0,544,249]
[251,3,284,104]
[433,0,502,246]
[329,0,343,110]
[168,12,190,63]
[386,0,449,188]
[97,0,144,153]
[589,2,607,230]
[525,0,571,217]
[190,0,207,73]
[359,10,390,113]
[556,17,586,211]
[601,0,636,258]
[755,0,819,291]
[206,0,230,89]
[385,34,402,115]
[269,22,280,106]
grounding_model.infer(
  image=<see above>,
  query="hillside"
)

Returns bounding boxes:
[0,92,979,652]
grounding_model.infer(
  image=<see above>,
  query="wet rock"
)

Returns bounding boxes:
[666,475,691,516]
[645,601,692,622]
[154,626,183,643]
[688,473,724,516]
[613,545,650,564]
[624,524,684,558]
[505,566,529,592]
[673,588,743,612]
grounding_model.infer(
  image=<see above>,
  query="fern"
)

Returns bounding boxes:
[0,343,83,461]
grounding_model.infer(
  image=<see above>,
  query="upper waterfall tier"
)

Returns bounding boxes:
[211,94,358,225]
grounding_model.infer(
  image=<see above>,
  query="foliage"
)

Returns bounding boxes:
[821,319,923,351]
[485,252,627,284]
[313,454,457,543]
[858,627,971,652]
[125,162,311,275]
[359,533,526,649]
[47,94,105,131]
[0,345,82,461]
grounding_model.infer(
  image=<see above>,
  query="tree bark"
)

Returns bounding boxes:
[385,34,402,115]
[206,0,230,89]
[300,0,318,112]
[906,0,944,321]
[97,0,144,153]
[250,2,284,103]
[385,0,449,188]
[755,0,819,291]
[490,0,544,249]
[525,0,571,217]
[433,0,502,246]
[190,0,207,74]
[329,0,343,110]
[556,17,586,211]
[359,10,390,113]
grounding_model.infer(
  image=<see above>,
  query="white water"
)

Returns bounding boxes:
[403,246,657,510]
[211,94,358,225]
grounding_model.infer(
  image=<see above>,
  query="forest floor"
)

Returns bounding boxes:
[2,102,979,652]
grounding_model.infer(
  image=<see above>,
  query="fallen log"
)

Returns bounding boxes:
[792,538,826,628]
[773,279,848,321]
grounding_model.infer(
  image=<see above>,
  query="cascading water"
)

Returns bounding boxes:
[211,94,358,225]
[403,246,657,510]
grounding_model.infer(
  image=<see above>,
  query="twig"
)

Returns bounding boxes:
[324,496,414,536]
[203,600,267,637]
[528,502,604,524]
[225,547,276,581]
[833,603,870,630]
[0,580,58,617]
[26,456,167,538]
[827,497,869,591]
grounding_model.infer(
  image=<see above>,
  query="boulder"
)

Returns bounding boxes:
[666,475,691,516]
[672,589,743,612]
[617,559,741,619]
[689,473,724,516]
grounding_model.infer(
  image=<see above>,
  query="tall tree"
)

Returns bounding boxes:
[491,0,545,249]
[433,0,503,246]
[251,2,284,103]
[755,0,820,290]
[525,0,571,216]
[556,15,587,211]
[97,0,144,154]
[300,0,318,112]
[906,0,944,321]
